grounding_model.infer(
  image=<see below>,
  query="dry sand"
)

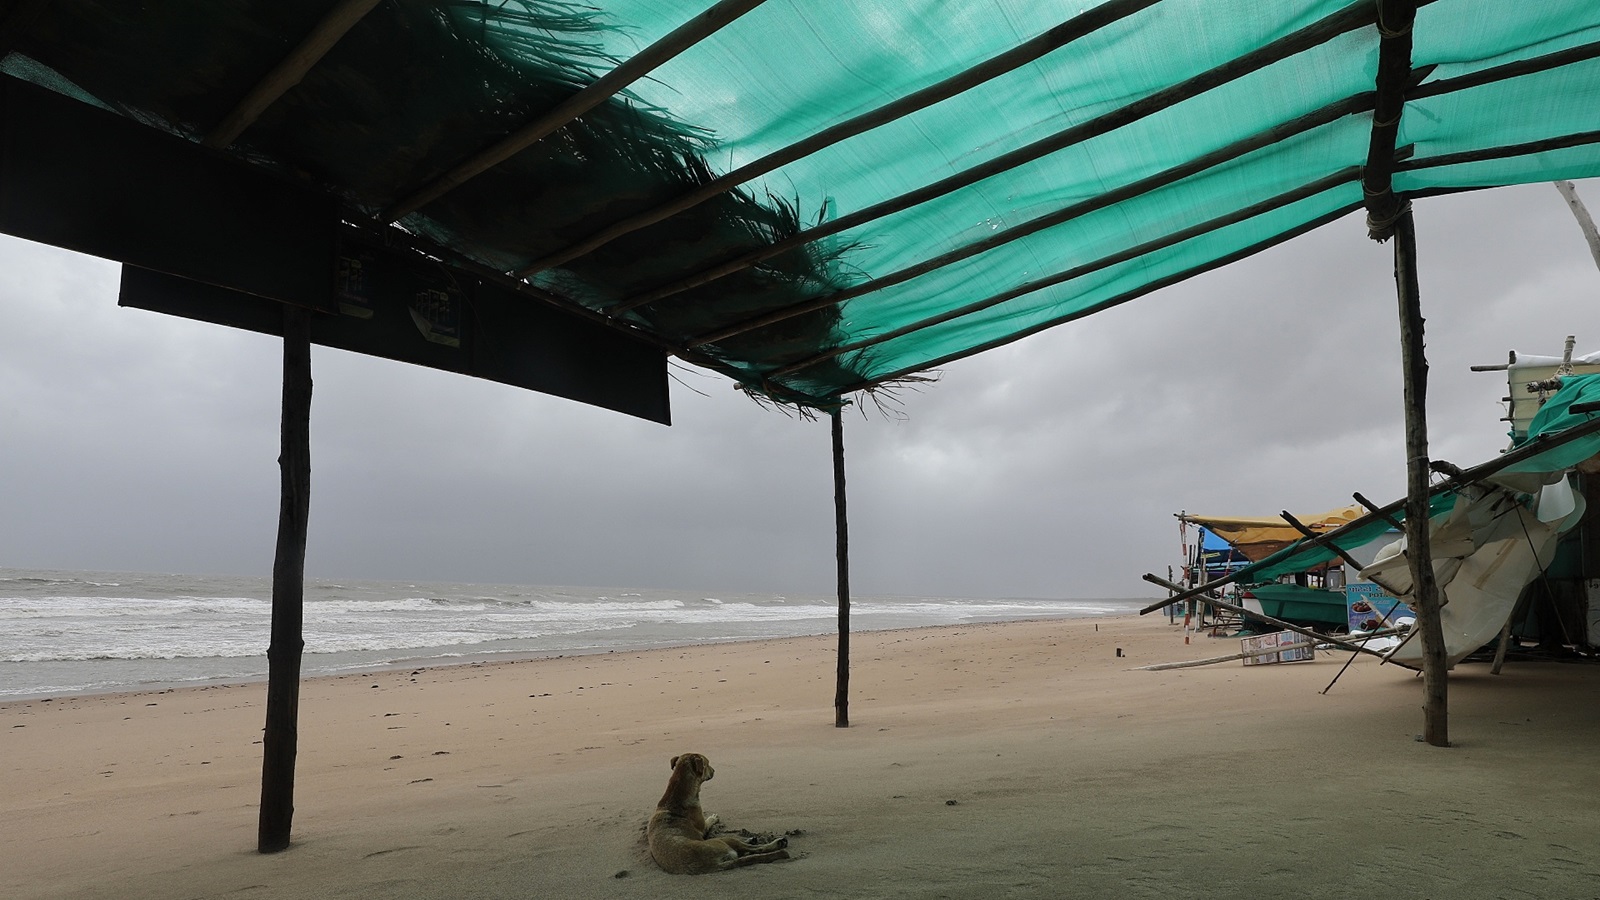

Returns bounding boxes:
[5,614,1600,899]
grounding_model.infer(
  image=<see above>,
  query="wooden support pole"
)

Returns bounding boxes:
[831,409,850,728]
[1392,209,1449,747]
[1352,491,1405,531]
[259,305,313,853]
[204,0,383,149]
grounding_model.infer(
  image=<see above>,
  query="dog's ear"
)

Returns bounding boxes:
[669,755,681,770]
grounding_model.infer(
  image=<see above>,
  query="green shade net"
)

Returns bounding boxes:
[7,1,1600,405]
[1504,373,1600,473]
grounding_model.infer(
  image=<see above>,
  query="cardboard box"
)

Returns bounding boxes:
[1241,631,1315,665]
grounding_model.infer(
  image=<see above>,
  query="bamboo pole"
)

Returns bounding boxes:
[1136,639,1315,671]
[831,409,850,728]
[1400,129,1600,175]
[385,0,771,222]
[1408,38,1600,102]
[1137,628,1402,671]
[1352,491,1405,531]
[518,0,1166,277]
[1142,574,1387,659]
[1280,510,1366,571]
[204,0,383,149]
[259,305,313,853]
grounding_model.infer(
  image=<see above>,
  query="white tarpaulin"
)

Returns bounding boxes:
[1362,477,1585,669]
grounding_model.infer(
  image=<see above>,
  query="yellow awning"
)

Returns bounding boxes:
[1180,506,1365,562]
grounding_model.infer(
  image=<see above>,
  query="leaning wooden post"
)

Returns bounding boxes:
[1363,0,1447,747]
[259,304,313,852]
[1391,211,1448,746]
[830,407,850,728]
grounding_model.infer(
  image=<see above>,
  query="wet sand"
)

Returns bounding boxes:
[5,614,1600,899]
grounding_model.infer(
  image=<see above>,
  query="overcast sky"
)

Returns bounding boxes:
[3,178,1598,599]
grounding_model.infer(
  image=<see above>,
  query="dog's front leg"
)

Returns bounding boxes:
[701,812,720,835]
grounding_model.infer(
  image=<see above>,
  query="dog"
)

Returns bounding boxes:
[646,753,791,874]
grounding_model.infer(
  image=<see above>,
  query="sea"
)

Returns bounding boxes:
[0,567,1147,701]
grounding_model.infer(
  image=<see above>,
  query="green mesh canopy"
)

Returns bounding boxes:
[6,0,1600,407]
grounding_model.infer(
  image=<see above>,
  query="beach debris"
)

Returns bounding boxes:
[613,870,629,879]
[945,799,958,806]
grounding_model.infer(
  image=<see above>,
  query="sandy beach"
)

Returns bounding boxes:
[5,614,1600,899]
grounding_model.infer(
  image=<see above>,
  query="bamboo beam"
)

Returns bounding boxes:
[259,304,313,853]
[384,0,771,222]
[1399,129,1600,173]
[517,0,1164,277]
[698,96,1374,354]
[825,195,1367,396]
[204,0,382,150]
[1408,38,1600,102]
[1353,490,1405,531]
[831,409,850,728]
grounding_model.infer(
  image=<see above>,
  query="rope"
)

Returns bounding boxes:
[1376,0,1414,40]
[1365,195,1412,238]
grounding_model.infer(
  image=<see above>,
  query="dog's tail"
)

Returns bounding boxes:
[723,848,791,869]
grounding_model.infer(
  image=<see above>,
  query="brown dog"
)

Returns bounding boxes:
[646,753,791,874]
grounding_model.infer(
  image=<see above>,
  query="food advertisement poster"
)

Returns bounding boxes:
[1345,582,1413,633]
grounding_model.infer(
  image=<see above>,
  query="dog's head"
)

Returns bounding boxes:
[668,753,714,784]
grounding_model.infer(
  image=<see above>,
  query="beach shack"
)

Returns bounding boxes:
[8,0,1600,848]
[1155,363,1600,670]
